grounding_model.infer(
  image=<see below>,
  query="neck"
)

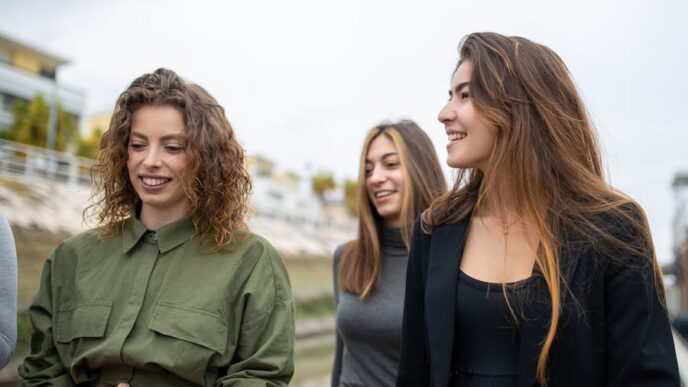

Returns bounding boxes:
[476,185,519,219]
[139,204,190,230]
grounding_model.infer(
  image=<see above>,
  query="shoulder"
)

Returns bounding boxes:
[48,228,114,263]
[0,213,12,237]
[57,229,108,254]
[223,231,291,298]
[333,242,352,267]
[415,215,469,244]
[224,231,283,264]
[0,213,15,258]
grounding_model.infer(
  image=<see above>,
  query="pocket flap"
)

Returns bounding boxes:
[56,302,113,343]
[149,301,228,354]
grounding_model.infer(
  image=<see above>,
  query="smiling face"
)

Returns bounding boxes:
[127,105,191,227]
[438,60,496,171]
[364,134,406,228]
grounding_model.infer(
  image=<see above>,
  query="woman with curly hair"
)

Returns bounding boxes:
[19,68,294,387]
[332,120,446,387]
[396,33,679,386]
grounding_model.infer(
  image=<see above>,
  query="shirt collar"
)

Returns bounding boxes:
[122,212,197,254]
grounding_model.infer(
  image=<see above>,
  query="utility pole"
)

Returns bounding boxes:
[46,81,58,151]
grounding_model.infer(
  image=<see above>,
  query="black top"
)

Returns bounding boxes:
[451,271,533,387]
[396,209,679,387]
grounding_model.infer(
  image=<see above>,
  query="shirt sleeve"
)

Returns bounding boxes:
[0,213,17,369]
[216,241,295,387]
[18,250,74,386]
[330,244,345,387]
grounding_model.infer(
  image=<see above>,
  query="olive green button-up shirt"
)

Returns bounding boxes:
[19,215,294,386]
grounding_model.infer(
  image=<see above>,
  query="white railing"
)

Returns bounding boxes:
[0,138,94,186]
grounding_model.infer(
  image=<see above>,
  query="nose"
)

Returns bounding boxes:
[143,148,162,169]
[438,101,455,124]
[368,166,387,185]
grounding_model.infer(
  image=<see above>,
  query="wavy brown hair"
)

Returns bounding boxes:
[424,32,663,384]
[339,120,446,298]
[87,68,251,251]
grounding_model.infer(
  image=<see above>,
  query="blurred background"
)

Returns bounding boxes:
[0,0,686,385]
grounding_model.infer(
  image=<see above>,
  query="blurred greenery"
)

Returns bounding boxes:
[1,94,79,152]
[343,178,358,216]
[311,171,335,199]
[75,126,103,159]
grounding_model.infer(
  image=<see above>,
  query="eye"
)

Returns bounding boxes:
[129,142,145,150]
[164,145,184,153]
[364,168,373,177]
[385,161,399,169]
[460,91,471,100]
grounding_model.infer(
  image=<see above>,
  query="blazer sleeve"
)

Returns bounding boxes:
[603,210,680,385]
[396,219,430,387]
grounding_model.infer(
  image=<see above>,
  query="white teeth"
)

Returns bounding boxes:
[448,132,467,141]
[142,177,168,186]
[375,190,394,198]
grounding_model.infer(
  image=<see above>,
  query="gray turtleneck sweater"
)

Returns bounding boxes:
[331,228,408,387]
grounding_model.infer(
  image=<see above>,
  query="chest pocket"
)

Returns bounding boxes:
[149,301,228,354]
[56,302,113,343]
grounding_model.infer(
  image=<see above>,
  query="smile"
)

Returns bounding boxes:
[141,176,171,186]
[448,132,467,141]
[375,190,395,198]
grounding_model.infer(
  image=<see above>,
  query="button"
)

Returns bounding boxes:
[148,232,157,241]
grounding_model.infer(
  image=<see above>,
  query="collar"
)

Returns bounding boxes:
[122,212,197,254]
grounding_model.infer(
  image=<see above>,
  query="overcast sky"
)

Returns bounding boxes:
[1,0,686,264]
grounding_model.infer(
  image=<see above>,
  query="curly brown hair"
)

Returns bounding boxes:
[87,68,252,250]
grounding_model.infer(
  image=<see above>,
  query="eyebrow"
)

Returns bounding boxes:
[448,81,470,97]
[130,131,185,142]
[365,152,399,163]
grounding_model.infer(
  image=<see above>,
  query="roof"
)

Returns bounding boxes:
[0,30,68,68]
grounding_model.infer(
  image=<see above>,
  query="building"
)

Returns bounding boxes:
[0,31,85,132]
[672,171,688,316]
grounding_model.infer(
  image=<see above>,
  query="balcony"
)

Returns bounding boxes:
[0,60,85,116]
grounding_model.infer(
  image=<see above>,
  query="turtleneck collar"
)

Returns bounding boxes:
[381,227,407,256]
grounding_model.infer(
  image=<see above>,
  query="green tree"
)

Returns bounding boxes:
[311,171,336,199]
[3,94,79,152]
[343,178,358,216]
[252,155,275,177]
[76,126,104,159]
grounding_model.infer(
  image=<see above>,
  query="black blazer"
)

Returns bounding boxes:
[396,212,680,387]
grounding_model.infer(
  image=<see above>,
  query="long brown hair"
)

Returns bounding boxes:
[425,32,663,384]
[87,68,252,251]
[339,120,446,298]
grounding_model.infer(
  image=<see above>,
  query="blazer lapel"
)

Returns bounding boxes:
[424,217,470,387]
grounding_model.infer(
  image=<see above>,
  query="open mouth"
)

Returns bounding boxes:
[140,176,172,187]
[448,132,467,143]
[375,190,396,199]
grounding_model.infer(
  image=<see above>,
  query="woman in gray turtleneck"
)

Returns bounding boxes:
[331,120,446,387]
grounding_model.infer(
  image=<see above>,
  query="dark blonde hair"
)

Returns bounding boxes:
[87,68,251,250]
[339,120,446,298]
[425,32,663,384]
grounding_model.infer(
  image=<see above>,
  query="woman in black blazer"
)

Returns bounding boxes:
[396,32,680,387]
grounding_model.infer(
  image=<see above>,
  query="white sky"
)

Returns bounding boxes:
[1,0,686,264]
